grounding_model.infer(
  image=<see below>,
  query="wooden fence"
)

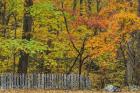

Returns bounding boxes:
[0,73,91,89]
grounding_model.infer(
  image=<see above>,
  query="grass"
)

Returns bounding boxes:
[0,89,139,93]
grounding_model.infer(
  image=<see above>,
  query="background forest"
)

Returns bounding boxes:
[0,0,140,89]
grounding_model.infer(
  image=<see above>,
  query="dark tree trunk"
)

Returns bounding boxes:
[79,56,82,76]
[18,51,29,73]
[18,0,33,73]
[80,0,84,16]
[0,0,7,37]
[96,0,101,13]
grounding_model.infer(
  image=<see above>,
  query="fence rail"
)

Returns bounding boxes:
[0,73,91,89]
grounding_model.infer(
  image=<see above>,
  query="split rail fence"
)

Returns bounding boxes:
[0,73,92,89]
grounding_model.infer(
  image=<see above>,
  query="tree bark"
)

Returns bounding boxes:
[18,0,33,73]
[122,0,140,86]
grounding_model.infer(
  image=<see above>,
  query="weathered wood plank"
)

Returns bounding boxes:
[0,73,91,89]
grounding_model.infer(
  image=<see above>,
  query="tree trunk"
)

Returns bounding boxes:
[135,0,140,85]
[124,0,140,86]
[96,0,101,13]
[117,41,129,86]
[0,0,7,37]
[18,0,33,73]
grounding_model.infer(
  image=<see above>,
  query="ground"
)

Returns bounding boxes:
[0,90,139,93]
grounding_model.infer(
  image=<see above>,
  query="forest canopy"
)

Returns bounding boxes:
[0,0,140,89]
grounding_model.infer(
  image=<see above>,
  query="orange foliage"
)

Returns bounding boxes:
[72,16,109,30]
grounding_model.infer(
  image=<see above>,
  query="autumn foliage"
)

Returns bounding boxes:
[0,0,140,88]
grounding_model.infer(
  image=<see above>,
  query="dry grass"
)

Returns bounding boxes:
[0,90,139,93]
